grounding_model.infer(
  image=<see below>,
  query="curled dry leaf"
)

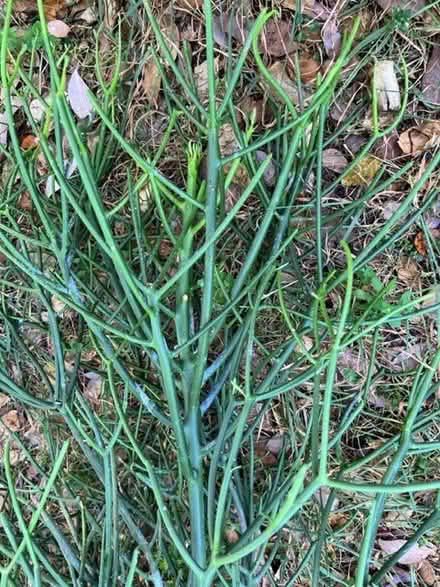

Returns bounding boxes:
[47,19,70,38]
[67,70,93,119]
[283,0,331,20]
[422,45,440,105]
[322,148,347,173]
[322,17,341,59]
[260,20,297,57]
[342,155,381,186]
[398,121,440,155]
[378,539,435,565]
[373,60,400,111]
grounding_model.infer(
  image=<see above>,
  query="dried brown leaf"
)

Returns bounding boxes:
[17,192,33,211]
[296,56,321,84]
[341,155,380,186]
[378,539,435,565]
[375,130,402,160]
[419,560,436,586]
[397,257,419,286]
[399,120,440,155]
[260,20,297,57]
[263,62,298,104]
[373,60,400,111]
[322,17,341,59]
[20,135,38,149]
[344,134,367,154]
[1,411,20,432]
[322,148,347,172]
[195,57,220,100]
[142,58,161,105]
[215,12,253,45]
[423,45,440,105]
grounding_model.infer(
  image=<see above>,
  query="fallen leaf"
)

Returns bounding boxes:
[1,411,20,432]
[47,19,70,38]
[142,58,161,105]
[0,395,10,409]
[214,12,252,46]
[375,0,424,12]
[224,528,240,544]
[283,0,331,20]
[255,151,276,186]
[344,134,367,154]
[84,372,102,405]
[382,200,400,220]
[0,112,8,146]
[397,257,419,286]
[291,56,321,84]
[362,109,394,131]
[322,17,341,59]
[375,130,402,160]
[195,57,220,100]
[342,155,381,186]
[328,512,347,529]
[322,148,347,172]
[418,560,436,586]
[219,123,239,157]
[392,343,426,371]
[51,295,66,315]
[378,539,435,565]
[161,17,180,62]
[14,0,65,19]
[398,121,440,155]
[79,7,97,24]
[313,486,339,510]
[20,135,38,149]
[414,231,427,255]
[373,60,400,111]
[263,61,298,104]
[422,45,440,105]
[17,192,32,210]
[260,20,297,57]
[30,98,49,122]
[67,70,93,119]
